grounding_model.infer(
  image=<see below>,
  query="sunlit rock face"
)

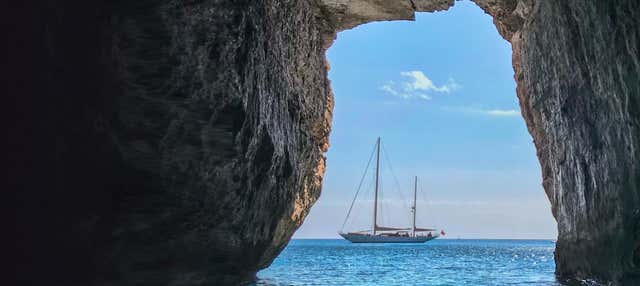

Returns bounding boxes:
[318,0,453,34]
[11,0,638,285]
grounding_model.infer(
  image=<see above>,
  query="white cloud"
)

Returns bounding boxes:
[485,109,520,117]
[400,71,460,94]
[443,106,521,117]
[380,81,400,97]
[380,70,460,101]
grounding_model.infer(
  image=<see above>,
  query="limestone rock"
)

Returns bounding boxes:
[9,0,640,285]
[12,0,331,284]
[500,1,640,283]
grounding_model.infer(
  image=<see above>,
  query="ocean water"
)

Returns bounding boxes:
[256,239,560,285]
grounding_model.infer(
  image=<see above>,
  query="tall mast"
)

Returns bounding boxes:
[412,176,417,237]
[373,137,380,235]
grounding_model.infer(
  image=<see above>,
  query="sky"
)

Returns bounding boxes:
[293,1,557,239]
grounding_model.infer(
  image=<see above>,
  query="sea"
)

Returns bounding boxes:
[256,239,561,286]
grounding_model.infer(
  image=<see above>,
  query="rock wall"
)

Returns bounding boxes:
[106,1,333,283]
[474,0,640,283]
[12,0,331,284]
[8,0,639,285]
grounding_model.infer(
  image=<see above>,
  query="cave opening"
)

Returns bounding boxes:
[259,1,557,284]
[10,0,640,284]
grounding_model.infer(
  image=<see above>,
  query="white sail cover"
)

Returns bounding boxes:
[414,227,436,231]
[374,226,436,231]
[375,226,410,231]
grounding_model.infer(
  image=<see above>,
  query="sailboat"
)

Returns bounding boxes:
[339,137,442,243]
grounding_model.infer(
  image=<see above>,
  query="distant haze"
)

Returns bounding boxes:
[293,1,557,240]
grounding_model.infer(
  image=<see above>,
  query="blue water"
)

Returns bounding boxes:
[257,239,560,285]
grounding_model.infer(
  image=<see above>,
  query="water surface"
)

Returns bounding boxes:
[257,239,559,285]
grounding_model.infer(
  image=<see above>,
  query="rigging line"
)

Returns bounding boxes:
[380,141,410,211]
[341,141,378,232]
[420,183,438,228]
[418,183,427,226]
[347,175,372,231]
[348,170,375,231]
[380,141,407,202]
[381,143,412,228]
[378,183,382,227]
[377,168,384,227]
[379,174,384,226]
[364,170,376,231]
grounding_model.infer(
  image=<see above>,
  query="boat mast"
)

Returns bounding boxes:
[373,137,380,235]
[412,176,417,237]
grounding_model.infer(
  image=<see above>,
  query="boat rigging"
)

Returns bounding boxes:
[339,137,444,243]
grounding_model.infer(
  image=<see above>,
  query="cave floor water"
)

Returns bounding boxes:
[256,239,559,285]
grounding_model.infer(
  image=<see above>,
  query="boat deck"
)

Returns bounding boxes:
[340,232,438,243]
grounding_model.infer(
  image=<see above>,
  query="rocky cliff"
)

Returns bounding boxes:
[12,0,331,284]
[8,0,639,285]
[473,0,640,283]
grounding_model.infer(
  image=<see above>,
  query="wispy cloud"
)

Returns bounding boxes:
[380,82,400,96]
[380,70,460,100]
[400,71,460,94]
[484,109,520,117]
[443,106,521,117]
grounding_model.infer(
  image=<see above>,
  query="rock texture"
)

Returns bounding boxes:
[473,1,640,283]
[7,0,639,285]
[319,0,453,37]
[12,0,331,284]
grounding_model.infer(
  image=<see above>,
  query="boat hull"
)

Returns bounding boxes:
[339,233,438,243]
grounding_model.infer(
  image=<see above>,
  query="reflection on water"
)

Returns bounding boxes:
[257,239,560,285]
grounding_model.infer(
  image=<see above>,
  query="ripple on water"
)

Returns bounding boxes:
[256,239,560,286]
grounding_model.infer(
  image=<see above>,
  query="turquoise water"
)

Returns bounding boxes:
[257,239,560,285]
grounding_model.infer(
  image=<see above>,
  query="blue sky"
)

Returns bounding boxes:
[294,1,557,239]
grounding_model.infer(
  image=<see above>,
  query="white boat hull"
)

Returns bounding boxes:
[340,233,438,243]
